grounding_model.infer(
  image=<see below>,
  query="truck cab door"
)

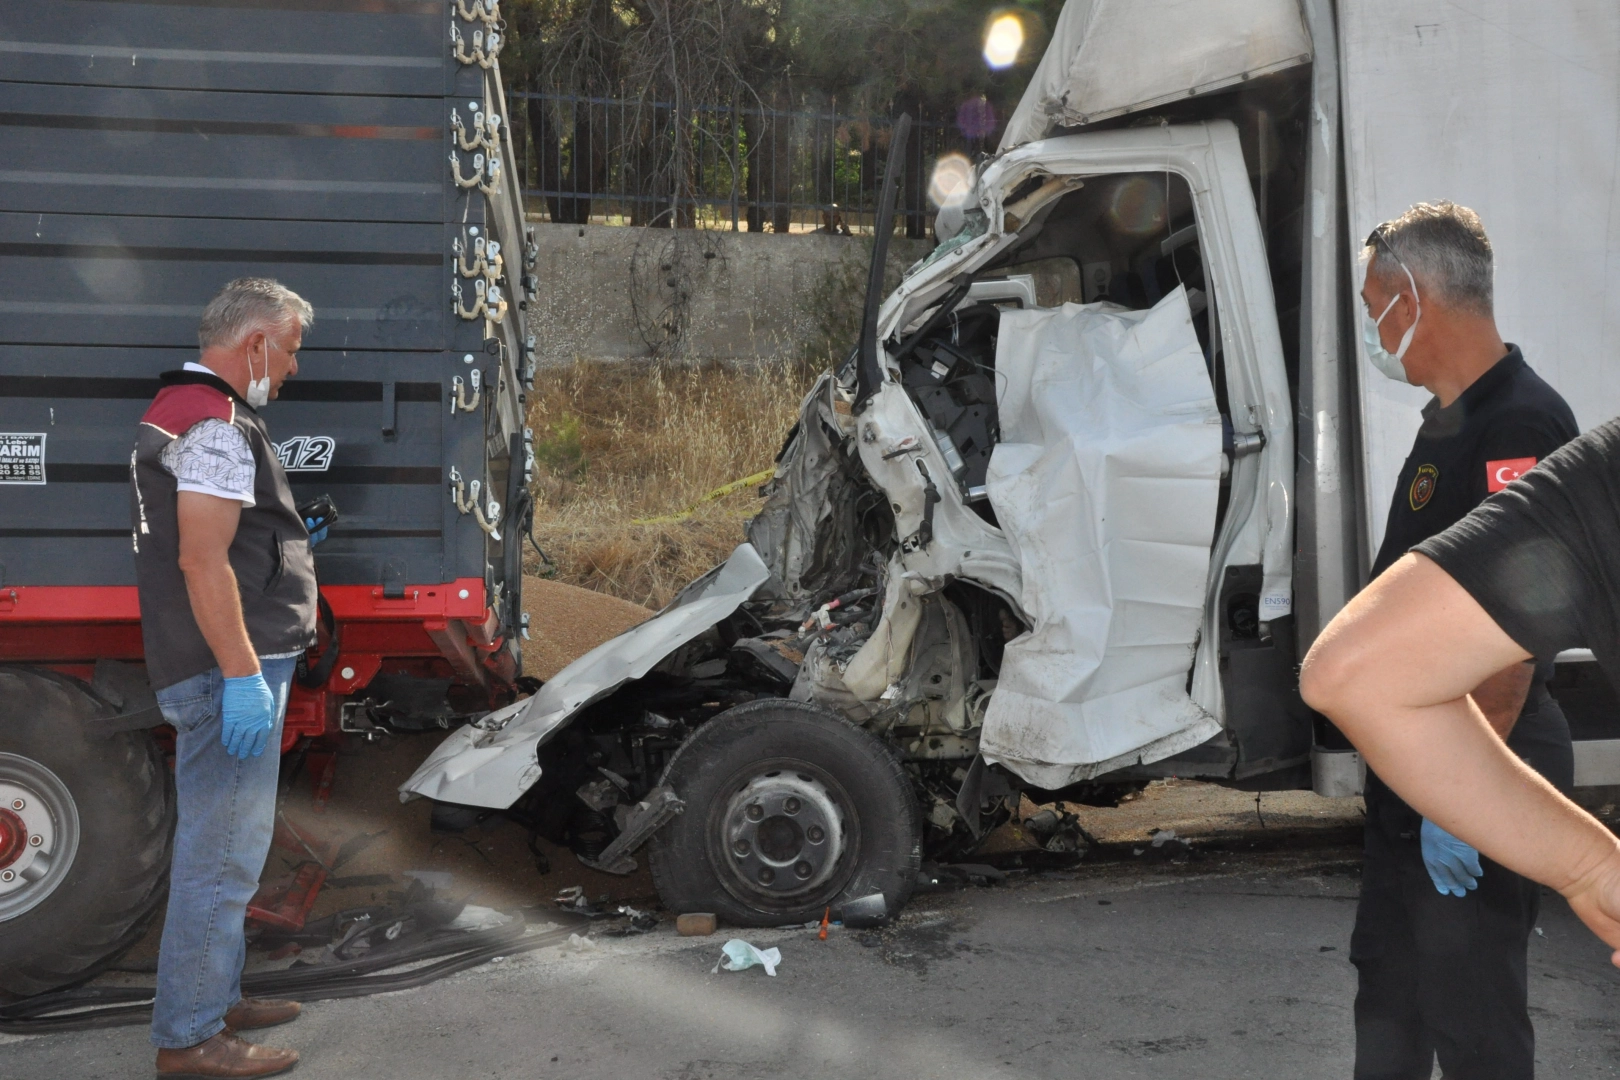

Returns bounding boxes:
[889,121,1294,786]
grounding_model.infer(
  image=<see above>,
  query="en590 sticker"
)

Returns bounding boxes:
[274,435,335,472]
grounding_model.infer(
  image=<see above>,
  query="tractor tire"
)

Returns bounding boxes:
[0,668,174,997]
[649,699,920,927]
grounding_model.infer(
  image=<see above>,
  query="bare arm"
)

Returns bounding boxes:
[1470,661,1536,740]
[176,491,258,679]
[1301,553,1620,964]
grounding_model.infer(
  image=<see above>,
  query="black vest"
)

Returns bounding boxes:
[130,370,317,690]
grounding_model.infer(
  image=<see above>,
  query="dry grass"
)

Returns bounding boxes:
[525,359,818,608]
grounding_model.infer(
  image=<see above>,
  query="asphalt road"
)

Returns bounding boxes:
[8,845,1620,1080]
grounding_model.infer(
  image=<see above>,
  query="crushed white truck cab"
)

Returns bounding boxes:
[406,0,1620,925]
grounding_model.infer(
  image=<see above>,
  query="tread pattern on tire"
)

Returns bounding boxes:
[0,668,175,997]
[649,699,921,927]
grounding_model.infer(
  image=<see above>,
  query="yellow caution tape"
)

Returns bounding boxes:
[632,466,777,526]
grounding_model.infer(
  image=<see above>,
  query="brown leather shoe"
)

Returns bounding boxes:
[223,997,301,1031]
[155,1031,298,1078]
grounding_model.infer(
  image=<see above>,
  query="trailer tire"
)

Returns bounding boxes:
[0,668,174,997]
[649,699,920,927]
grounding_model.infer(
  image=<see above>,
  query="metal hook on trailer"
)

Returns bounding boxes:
[450,107,501,153]
[449,149,503,196]
[451,278,486,321]
[482,283,508,323]
[474,495,503,541]
[449,22,502,68]
[447,468,501,540]
[452,0,500,26]
[450,369,482,415]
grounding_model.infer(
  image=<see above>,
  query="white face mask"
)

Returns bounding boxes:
[1361,255,1422,384]
[246,338,272,409]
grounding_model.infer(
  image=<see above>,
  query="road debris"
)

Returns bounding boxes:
[713,939,781,976]
[677,913,717,936]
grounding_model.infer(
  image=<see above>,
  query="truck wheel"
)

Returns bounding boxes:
[0,669,175,997]
[650,700,920,927]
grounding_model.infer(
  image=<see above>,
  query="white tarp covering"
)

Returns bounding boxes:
[1000,0,1311,149]
[1341,1,1620,556]
[979,288,1224,788]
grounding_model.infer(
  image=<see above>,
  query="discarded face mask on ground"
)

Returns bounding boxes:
[713,939,781,976]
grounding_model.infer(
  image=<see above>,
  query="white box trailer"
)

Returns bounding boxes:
[403,0,1620,927]
[1000,0,1620,793]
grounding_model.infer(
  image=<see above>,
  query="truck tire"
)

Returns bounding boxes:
[649,700,920,927]
[0,668,174,997]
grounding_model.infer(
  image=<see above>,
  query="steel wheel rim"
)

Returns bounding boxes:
[708,758,859,910]
[0,753,81,922]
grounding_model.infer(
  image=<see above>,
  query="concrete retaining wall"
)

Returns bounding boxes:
[523,222,933,365]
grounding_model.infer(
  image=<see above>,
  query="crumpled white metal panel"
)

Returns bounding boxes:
[399,544,771,809]
[979,287,1224,788]
[1000,0,1311,149]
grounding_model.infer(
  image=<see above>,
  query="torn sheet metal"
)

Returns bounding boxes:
[400,544,771,809]
[979,287,1224,788]
[1000,0,1312,148]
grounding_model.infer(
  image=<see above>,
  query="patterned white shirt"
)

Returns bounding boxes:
[158,363,256,506]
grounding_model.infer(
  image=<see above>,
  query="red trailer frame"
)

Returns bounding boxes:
[0,582,517,751]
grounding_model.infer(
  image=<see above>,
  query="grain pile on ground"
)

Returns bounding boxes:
[521,574,654,681]
[525,358,815,608]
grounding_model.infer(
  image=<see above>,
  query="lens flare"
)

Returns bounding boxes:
[983,14,1024,69]
[1104,176,1168,235]
[928,153,974,208]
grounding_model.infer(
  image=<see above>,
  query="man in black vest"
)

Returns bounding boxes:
[132,279,321,1078]
[1347,204,1577,1080]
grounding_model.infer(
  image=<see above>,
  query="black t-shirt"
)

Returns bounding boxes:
[1372,347,1579,578]
[1418,416,1620,681]
[1366,348,1578,813]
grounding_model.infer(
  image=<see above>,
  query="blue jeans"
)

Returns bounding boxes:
[150,657,296,1050]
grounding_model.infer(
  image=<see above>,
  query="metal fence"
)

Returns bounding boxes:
[512,92,984,236]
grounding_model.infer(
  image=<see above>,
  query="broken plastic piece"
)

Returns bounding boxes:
[402,869,454,890]
[575,785,685,876]
[834,892,888,928]
[245,861,326,932]
[713,939,780,976]
[446,905,513,932]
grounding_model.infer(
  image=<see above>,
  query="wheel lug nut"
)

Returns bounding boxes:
[758,867,775,884]
[807,825,825,843]
[783,797,801,814]
[10,799,22,811]
[733,839,751,857]
[794,861,813,879]
[745,804,764,821]
[28,835,42,847]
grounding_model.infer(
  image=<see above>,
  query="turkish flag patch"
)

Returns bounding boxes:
[1486,457,1537,492]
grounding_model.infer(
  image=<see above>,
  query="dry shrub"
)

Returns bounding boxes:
[526,359,817,608]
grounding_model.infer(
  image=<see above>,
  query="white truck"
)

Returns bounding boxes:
[404,0,1620,926]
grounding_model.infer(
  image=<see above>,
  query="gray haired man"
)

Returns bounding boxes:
[1348,204,1577,1079]
[131,279,325,1078]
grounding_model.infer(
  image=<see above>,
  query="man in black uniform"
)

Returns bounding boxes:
[1349,203,1578,1080]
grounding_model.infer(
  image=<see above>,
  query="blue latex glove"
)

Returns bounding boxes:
[1421,818,1483,896]
[304,516,329,546]
[221,673,276,759]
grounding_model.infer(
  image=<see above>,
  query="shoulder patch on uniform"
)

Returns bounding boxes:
[141,384,233,439]
[1486,457,1537,493]
[1409,463,1439,510]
